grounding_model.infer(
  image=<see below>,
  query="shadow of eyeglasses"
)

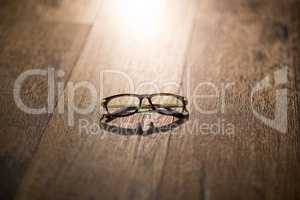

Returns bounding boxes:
[99,113,189,136]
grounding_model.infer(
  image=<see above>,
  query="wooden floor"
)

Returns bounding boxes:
[0,0,299,199]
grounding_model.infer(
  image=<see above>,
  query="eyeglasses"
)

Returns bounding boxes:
[101,93,188,118]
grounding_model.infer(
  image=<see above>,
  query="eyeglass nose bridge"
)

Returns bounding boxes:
[138,96,153,110]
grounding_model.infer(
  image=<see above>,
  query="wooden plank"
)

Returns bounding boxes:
[15,0,198,199]
[156,0,300,200]
[10,0,300,200]
[34,0,102,24]
[0,0,100,199]
[0,0,101,24]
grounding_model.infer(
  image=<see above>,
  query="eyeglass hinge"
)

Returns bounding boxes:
[101,99,106,106]
[184,97,188,105]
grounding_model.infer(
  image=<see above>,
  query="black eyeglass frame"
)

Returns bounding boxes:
[101,93,188,118]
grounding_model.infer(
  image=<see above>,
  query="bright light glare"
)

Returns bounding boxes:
[116,0,165,38]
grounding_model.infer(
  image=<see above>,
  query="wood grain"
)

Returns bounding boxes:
[165,1,300,199]
[15,0,198,199]
[0,0,100,199]
[0,0,299,199]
